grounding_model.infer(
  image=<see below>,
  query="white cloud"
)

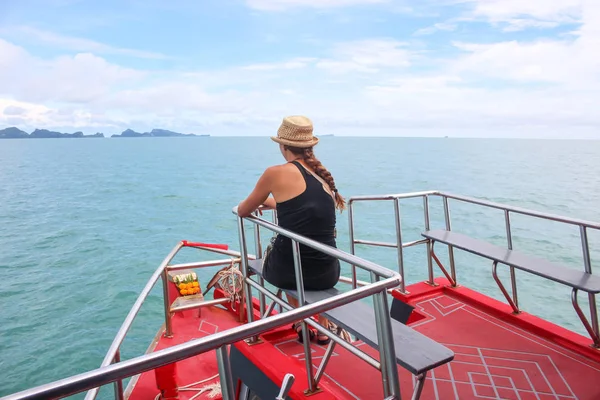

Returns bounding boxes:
[3,105,27,115]
[354,1,600,134]
[500,19,561,32]
[245,0,388,11]
[413,22,457,36]
[316,39,412,73]
[450,1,600,90]
[466,0,581,23]
[452,40,575,83]
[2,0,600,139]
[457,0,582,31]
[0,39,144,104]
[241,58,317,71]
[8,26,168,59]
[0,98,103,130]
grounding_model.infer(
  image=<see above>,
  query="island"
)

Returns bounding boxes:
[0,127,104,139]
[0,127,210,139]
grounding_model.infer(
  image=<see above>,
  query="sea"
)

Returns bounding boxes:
[1,137,599,399]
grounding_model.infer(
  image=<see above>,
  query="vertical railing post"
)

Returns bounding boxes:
[272,210,283,313]
[113,349,124,400]
[580,226,599,341]
[393,198,405,292]
[423,195,434,285]
[216,346,235,400]
[442,196,457,285]
[291,240,317,393]
[505,210,519,310]
[371,272,401,399]
[348,200,358,289]
[162,268,173,338]
[253,211,266,318]
[237,217,257,341]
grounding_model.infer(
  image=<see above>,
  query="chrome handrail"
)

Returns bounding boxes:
[348,190,438,291]
[82,242,184,400]
[26,205,404,400]
[84,243,256,400]
[233,206,402,397]
[1,277,400,400]
[234,207,398,280]
[347,190,599,345]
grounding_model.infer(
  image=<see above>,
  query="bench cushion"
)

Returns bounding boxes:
[422,229,600,294]
[247,259,454,375]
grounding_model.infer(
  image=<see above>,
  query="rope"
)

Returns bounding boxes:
[153,374,221,400]
[203,259,244,311]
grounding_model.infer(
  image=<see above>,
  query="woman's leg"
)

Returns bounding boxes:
[285,293,331,343]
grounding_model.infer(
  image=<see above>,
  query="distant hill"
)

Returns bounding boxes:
[0,127,29,139]
[0,126,209,139]
[0,127,104,139]
[111,128,207,138]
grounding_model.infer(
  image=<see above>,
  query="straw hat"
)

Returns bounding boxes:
[271,115,319,148]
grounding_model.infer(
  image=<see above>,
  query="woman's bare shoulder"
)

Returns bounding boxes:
[265,162,297,175]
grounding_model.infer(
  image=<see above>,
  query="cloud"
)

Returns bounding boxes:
[240,58,317,71]
[451,19,599,89]
[245,0,389,11]
[1,0,600,139]
[316,39,412,73]
[466,0,581,23]
[500,19,562,32]
[456,0,582,31]
[9,26,168,59]
[413,22,457,36]
[3,105,26,115]
[0,39,144,104]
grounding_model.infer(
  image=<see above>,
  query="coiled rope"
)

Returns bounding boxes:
[203,259,243,311]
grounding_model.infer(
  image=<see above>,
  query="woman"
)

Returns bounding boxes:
[237,115,345,345]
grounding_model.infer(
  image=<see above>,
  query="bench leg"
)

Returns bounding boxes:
[492,261,520,314]
[373,278,401,398]
[411,372,428,400]
[571,288,600,348]
[430,241,457,287]
[262,289,283,319]
[313,328,339,386]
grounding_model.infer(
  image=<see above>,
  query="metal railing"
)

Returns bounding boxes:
[82,242,252,400]
[2,208,404,400]
[348,190,599,346]
[233,206,403,398]
[0,276,398,400]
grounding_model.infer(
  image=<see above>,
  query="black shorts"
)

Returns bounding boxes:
[262,243,340,291]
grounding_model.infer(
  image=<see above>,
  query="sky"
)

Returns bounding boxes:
[0,0,598,138]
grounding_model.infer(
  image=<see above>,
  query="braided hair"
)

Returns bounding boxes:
[285,146,346,211]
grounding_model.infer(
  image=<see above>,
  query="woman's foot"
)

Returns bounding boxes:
[316,332,331,345]
[292,321,314,343]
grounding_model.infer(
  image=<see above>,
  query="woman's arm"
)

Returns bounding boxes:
[237,167,275,217]
[262,196,276,209]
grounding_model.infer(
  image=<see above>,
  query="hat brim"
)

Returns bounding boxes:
[270,136,319,148]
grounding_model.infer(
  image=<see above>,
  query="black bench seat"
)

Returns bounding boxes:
[422,229,600,294]
[247,259,454,376]
[421,229,600,348]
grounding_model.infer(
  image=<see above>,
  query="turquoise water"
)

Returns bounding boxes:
[1,137,599,398]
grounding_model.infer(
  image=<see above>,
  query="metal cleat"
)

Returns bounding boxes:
[275,374,295,400]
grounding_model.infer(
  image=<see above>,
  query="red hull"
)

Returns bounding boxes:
[128,278,600,400]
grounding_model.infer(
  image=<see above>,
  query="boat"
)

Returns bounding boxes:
[2,190,599,400]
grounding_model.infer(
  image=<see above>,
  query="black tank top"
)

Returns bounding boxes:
[271,161,337,267]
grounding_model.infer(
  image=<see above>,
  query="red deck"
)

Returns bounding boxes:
[128,278,600,400]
